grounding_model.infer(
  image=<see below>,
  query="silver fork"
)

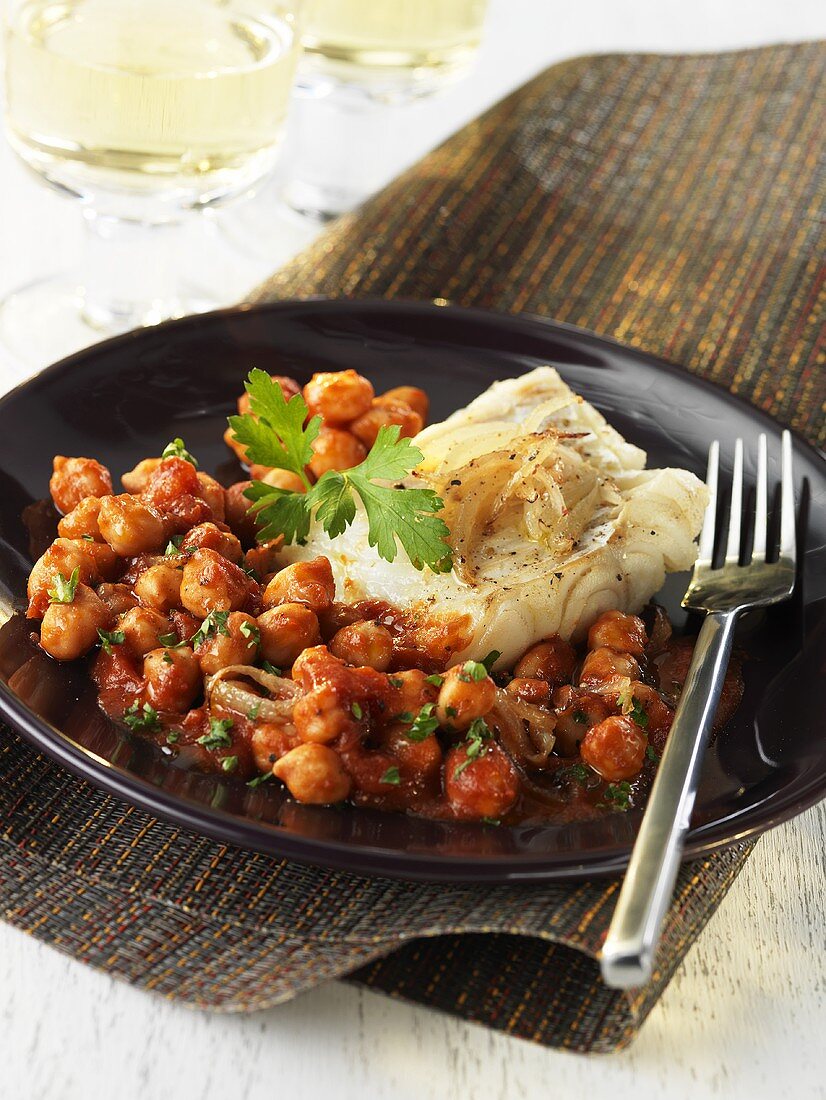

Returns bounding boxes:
[601,431,797,989]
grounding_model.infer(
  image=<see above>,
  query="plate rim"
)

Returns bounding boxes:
[0,296,823,883]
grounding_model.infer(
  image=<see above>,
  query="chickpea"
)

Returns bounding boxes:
[257,603,320,667]
[250,721,299,773]
[308,427,366,479]
[379,386,429,423]
[273,743,351,804]
[181,522,243,564]
[513,635,577,685]
[27,537,118,619]
[40,584,111,661]
[330,621,393,671]
[196,473,226,522]
[224,481,259,543]
[143,646,201,713]
[96,582,138,617]
[98,494,165,557]
[256,467,308,493]
[263,557,335,615]
[180,548,252,618]
[57,496,103,541]
[244,540,282,580]
[505,677,552,706]
[579,647,641,694]
[292,685,354,745]
[580,715,647,782]
[587,610,648,657]
[623,682,674,739]
[118,606,171,657]
[552,685,612,756]
[196,611,259,675]
[49,456,113,515]
[435,662,497,731]
[350,400,423,449]
[444,742,519,820]
[223,426,250,466]
[121,458,161,494]
[379,722,442,787]
[387,668,439,716]
[303,370,374,425]
[134,562,183,613]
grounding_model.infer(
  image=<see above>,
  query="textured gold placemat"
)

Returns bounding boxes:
[1,42,823,1052]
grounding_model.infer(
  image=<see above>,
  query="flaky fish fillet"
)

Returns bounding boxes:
[281,368,707,667]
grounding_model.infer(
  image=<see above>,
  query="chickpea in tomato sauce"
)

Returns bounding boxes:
[26,368,744,825]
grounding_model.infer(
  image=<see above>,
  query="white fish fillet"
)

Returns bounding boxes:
[282,367,707,667]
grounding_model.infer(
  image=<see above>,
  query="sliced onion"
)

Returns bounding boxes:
[206,664,301,721]
[490,690,556,768]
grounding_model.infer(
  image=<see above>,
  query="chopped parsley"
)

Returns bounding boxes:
[220,755,238,773]
[191,609,231,647]
[164,535,184,556]
[567,763,591,783]
[157,632,180,647]
[123,702,161,733]
[453,718,492,777]
[162,652,173,665]
[247,702,261,721]
[351,701,363,720]
[97,628,125,655]
[481,816,500,826]
[629,698,649,729]
[161,438,198,467]
[47,567,79,605]
[166,730,180,745]
[458,660,489,683]
[645,744,660,763]
[247,771,273,789]
[406,702,439,742]
[233,369,452,573]
[388,677,404,689]
[481,650,501,673]
[196,717,234,750]
[424,673,444,688]
[602,781,633,811]
[240,620,260,646]
[262,661,282,676]
[380,766,401,785]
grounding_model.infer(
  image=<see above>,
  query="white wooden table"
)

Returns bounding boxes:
[1,3,824,1097]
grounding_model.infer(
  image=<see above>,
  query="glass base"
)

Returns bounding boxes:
[0,272,218,371]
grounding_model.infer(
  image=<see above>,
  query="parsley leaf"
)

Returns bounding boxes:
[406,702,439,742]
[164,535,184,556]
[228,368,317,487]
[221,755,239,773]
[158,632,180,647]
[47,567,79,605]
[602,781,633,811]
[424,673,444,688]
[191,610,231,648]
[247,771,273,789]
[123,702,161,733]
[629,698,649,729]
[645,744,660,763]
[197,717,234,750]
[97,628,125,655]
[262,661,282,676]
[231,372,453,574]
[380,766,401,785]
[453,718,492,778]
[162,438,198,467]
[481,650,501,673]
[351,701,363,720]
[240,620,260,646]
[459,660,488,683]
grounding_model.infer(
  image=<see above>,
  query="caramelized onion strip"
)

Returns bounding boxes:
[206,664,301,721]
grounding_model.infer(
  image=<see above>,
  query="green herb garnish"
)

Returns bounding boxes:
[123,702,161,733]
[406,702,439,742]
[162,438,198,467]
[47,567,79,605]
[567,763,590,783]
[232,370,452,573]
[453,718,492,777]
[240,620,260,646]
[166,730,180,744]
[388,677,404,689]
[351,701,363,720]
[424,673,444,688]
[602,781,633,811]
[262,661,282,676]
[481,650,501,673]
[629,698,649,729]
[191,610,231,648]
[380,766,401,785]
[157,632,180,647]
[247,771,273,789]
[164,535,184,556]
[247,702,261,721]
[97,628,125,655]
[645,744,660,763]
[196,717,234,750]
[221,755,238,773]
[458,660,488,683]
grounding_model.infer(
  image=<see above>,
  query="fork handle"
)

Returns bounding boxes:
[600,610,738,989]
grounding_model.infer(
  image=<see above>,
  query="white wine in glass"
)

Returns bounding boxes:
[2,0,303,366]
[302,0,488,92]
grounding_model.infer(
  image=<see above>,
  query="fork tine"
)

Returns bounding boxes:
[725,438,744,564]
[780,430,796,563]
[752,434,768,562]
[697,440,719,566]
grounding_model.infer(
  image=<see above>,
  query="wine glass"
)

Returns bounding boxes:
[286,0,490,220]
[1,0,305,367]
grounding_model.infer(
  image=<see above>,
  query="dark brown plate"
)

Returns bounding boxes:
[0,300,823,882]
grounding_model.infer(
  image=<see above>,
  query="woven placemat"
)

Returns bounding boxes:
[1,42,824,1053]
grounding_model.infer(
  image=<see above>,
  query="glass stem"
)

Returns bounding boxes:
[80,207,193,333]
